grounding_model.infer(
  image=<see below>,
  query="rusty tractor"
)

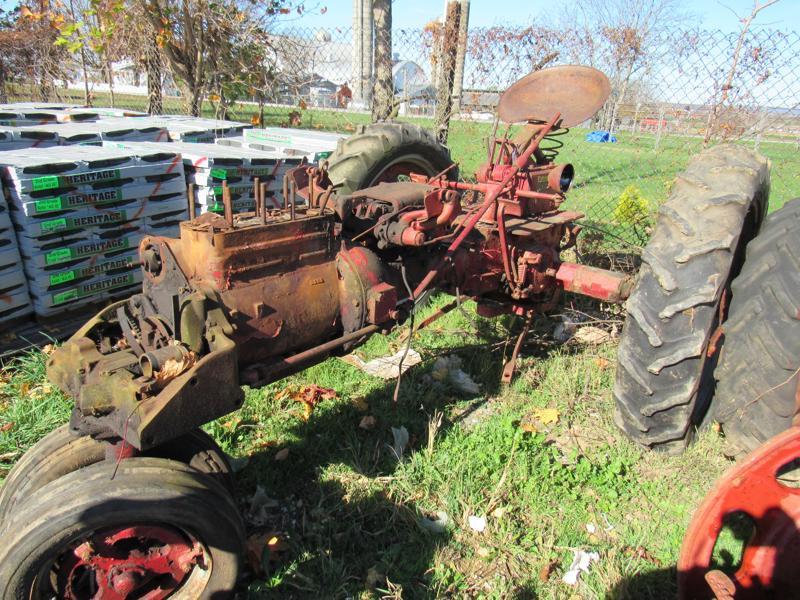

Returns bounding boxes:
[0,64,788,597]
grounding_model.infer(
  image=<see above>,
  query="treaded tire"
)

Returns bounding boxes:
[614,144,770,453]
[0,425,233,522]
[326,121,457,195]
[0,457,243,599]
[712,198,800,458]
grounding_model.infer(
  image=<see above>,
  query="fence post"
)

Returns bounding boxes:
[433,1,462,143]
[450,0,470,115]
[654,104,665,152]
[371,0,393,121]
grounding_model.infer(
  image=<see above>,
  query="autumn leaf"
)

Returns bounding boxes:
[289,385,337,421]
[520,407,560,432]
[0,422,14,433]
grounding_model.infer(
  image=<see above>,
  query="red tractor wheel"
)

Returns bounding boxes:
[678,426,800,599]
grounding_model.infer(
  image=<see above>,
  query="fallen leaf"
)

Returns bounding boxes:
[539,559,559,582]
[366,566,384,588]
[246,531,288,576]
[623,545,662,566]
[359,415,377,430]
[594,357,610,370]
[0,422,14,433]
[18,382,30,396]
[290,385,337,421]
[520,407,560,432]
[41,343,55,355]
[274,448,289,461]
[352,395,369,412]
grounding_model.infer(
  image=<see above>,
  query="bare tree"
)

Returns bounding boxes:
[703,0,781,146]
[571,0,690,132]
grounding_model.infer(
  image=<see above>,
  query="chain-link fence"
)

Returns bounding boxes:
[4,23,800,247]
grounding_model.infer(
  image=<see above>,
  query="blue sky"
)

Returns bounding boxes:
[288,0,798,31]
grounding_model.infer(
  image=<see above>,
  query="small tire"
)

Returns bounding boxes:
[0,457,244,599]
[326,121,457,195]
[712,198,800,457]
[0,425,233,522]
[614,144,770,453]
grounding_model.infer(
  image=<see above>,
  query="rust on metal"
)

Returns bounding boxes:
[45,65,634,450]
[497,65,611,127]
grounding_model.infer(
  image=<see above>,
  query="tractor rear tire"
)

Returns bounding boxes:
[614,144,770,453]
[0,457,243,599]
[326,121,457,195]
[0,425,232,522]
[712,198,800,458]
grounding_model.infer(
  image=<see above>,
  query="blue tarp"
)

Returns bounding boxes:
[585,130,617,143]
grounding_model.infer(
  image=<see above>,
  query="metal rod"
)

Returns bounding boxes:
[412,111,561,299]
[187,183,196,220]
[289,180,296,221]
[259,182,267,224]
[222,180,233,227]
[253,176,261,217]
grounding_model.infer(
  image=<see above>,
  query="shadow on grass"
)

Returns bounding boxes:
[231,310,576,598]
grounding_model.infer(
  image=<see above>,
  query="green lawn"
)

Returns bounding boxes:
[0,296,734,598]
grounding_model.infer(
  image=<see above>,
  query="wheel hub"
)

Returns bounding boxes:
[58,525,203,599]
[678,426,800,599]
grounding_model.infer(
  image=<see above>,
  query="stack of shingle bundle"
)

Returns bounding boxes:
[0,145,188,317]
[0,191,31,324]
[108,140,302,215]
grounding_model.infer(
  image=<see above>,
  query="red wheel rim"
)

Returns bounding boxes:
[53,524,205,599]
[678,426,800,599]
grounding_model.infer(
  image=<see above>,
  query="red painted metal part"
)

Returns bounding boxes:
[555,262,634,303]
[57,524,202,599]
[411,112,562,300]
[677,425,800,599]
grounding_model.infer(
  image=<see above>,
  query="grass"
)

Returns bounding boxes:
[0,295,735,598]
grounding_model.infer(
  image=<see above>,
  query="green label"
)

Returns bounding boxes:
[51,272,134,306]
[44,237,131,266]
[35,197,64,213]
[45,247,74,265]
[32,175,60,191]
[315,151,332,161]
[40,217,67,233]
[52,289,78,304]
[210,168,228,180]
[49,270,76,286]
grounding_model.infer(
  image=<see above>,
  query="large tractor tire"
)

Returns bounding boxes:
[0,457,244,598]
[326,121,457,195]
[614,144,770,453]
[712,198,800,458]
[0,425,232,522]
